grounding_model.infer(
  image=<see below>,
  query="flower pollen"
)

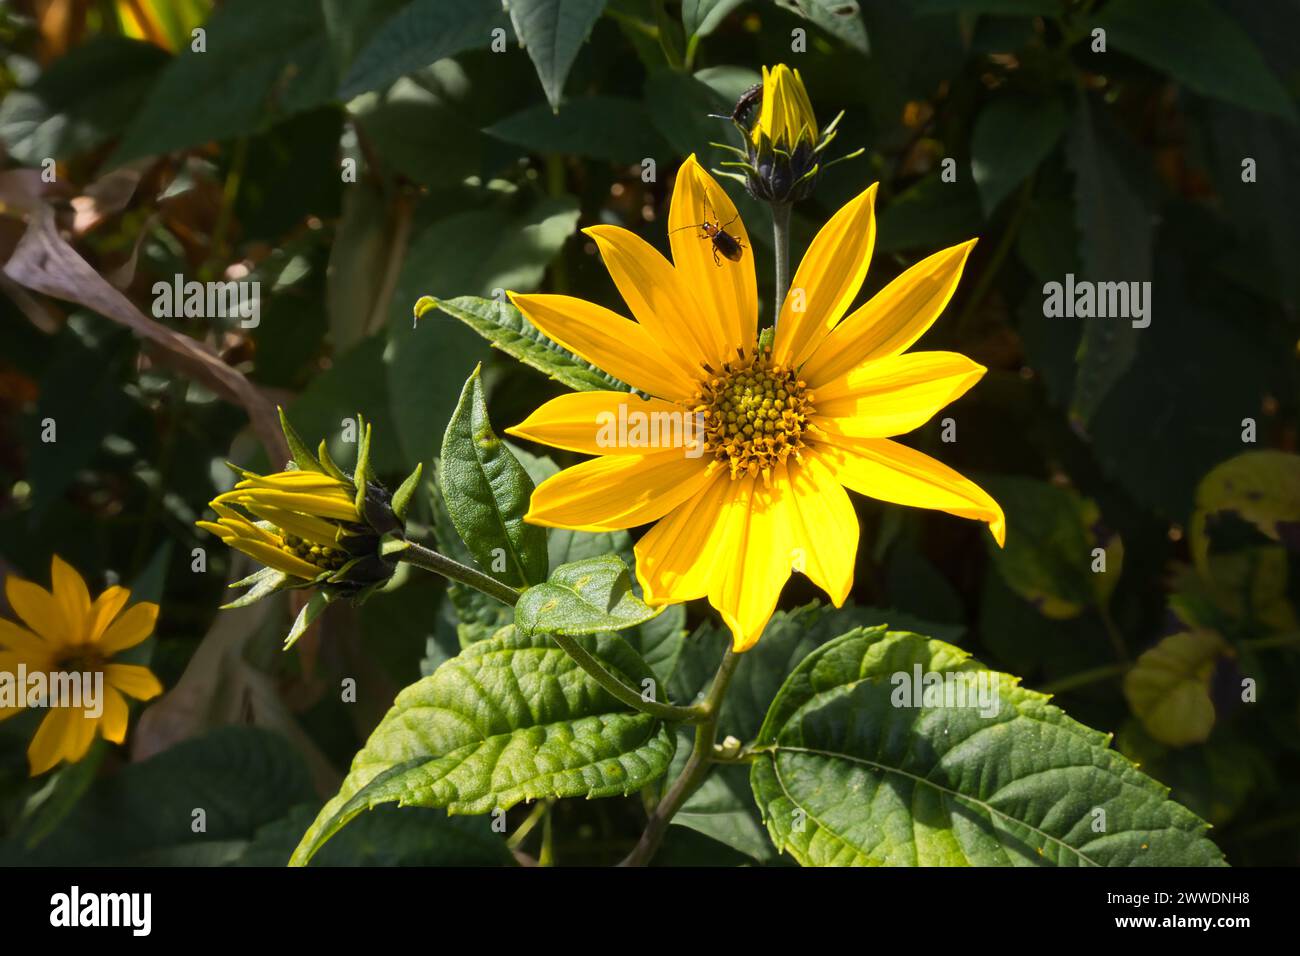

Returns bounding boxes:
[696,348,815,479]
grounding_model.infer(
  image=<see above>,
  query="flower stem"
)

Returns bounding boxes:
[398,541,521,606]
[619,647,742,867]
[771,201,792,329]
[400,541,701,724]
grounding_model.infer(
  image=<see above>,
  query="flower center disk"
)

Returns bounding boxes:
[697,352,815,478]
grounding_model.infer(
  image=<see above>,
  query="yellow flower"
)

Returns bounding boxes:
[0,556,162,775]
[506,155,1005,652]
[197,469,363,581]
[752,64,818,150]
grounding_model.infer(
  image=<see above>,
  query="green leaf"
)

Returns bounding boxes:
[775,0,869,53]
[516,555,660,636]
[0,728,315,865]
[0,35,169,164]
[423,295,624,392]
[429,480,517,646]
[110,0,338,166]
[979,475,1122,619]
[388,197,582,466]
[338,0,509,99]
[507,0,608,109]
[1065,93,1154,429]
[1092,0,1296,121]
[276,407,325,472]
[290,627,676,865]
[682,0,747,40]
[1189,451,1300,570]
[485,96,670,164]
[1123,630,1231,747]
[441,366,549,588]
[971,94,1067,216]
[750,627,1227,866]
[238,804,515,866]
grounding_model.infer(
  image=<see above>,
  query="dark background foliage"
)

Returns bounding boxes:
[0,0,1296,866]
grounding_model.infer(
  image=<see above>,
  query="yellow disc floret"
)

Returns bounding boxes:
[696,348,816,478]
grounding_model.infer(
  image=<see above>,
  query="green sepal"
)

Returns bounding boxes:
[316,439,349,482]
[278,406,325,473]
[284,591,332,649]
[391,462,423,524]
[220,566,289,609]
[352,412,373,511]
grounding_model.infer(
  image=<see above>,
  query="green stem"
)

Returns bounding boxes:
[770,201,792,329]
[506,799,549,850]
[400,541,700,725]
[399,541,522,606]
[619,648,742,867]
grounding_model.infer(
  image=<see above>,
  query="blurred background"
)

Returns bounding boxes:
[0,0,1296,866]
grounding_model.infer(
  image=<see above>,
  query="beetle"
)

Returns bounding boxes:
[670,202,746,266]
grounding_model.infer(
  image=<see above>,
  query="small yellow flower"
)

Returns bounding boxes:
[198,469,362,581]
[752,64,818,150]
[507,156,1005,652]
[0,556,162,775]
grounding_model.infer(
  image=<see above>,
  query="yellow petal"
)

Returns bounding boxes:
[5,576,69,646]
[0,617,51,657]
[811,351,986,438]
[61,710,100,765]
[97,601,159,655]
[243,503,341,548]
[100,685,130,744]
[506,391,696,456]
[526,452,715,532]
[774,183,879,366]
[816,436,1005,545]
[754,64,818,146]
[237,470,350,490]
[779,456,858,606]
[508,292,698,401]
[50,556,92,644]
[105,663,164,701]
[216,488,358,522]
[802,238,977,386]
[28,708,76,775]
[584,224,731,370]
[84,586,131,645]
[634,470,734,604]
[224,537,322,580]
[710,476,794,652]
[667,155,756,355]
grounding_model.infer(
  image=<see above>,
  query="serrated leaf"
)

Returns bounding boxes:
[516,555,659,636]
[290,627,676,865]
[337,0,509,99]
[507,0,607,109]
[426,295,624,392]
[750,627,1227,866]
[440,367,549,589]
[110,0,338,166]
[971,94,1067,216]
[1092,0,1296,121]
[1065,93,1154,429]
[1124,630,1231,747]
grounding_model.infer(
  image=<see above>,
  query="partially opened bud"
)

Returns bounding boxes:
[197,410,422,624]
[715,63,862,205]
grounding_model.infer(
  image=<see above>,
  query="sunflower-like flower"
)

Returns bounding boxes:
[719,64,859,204]
[0,556,162,775]
[506,156,1005,651]
[197,411,419,625]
